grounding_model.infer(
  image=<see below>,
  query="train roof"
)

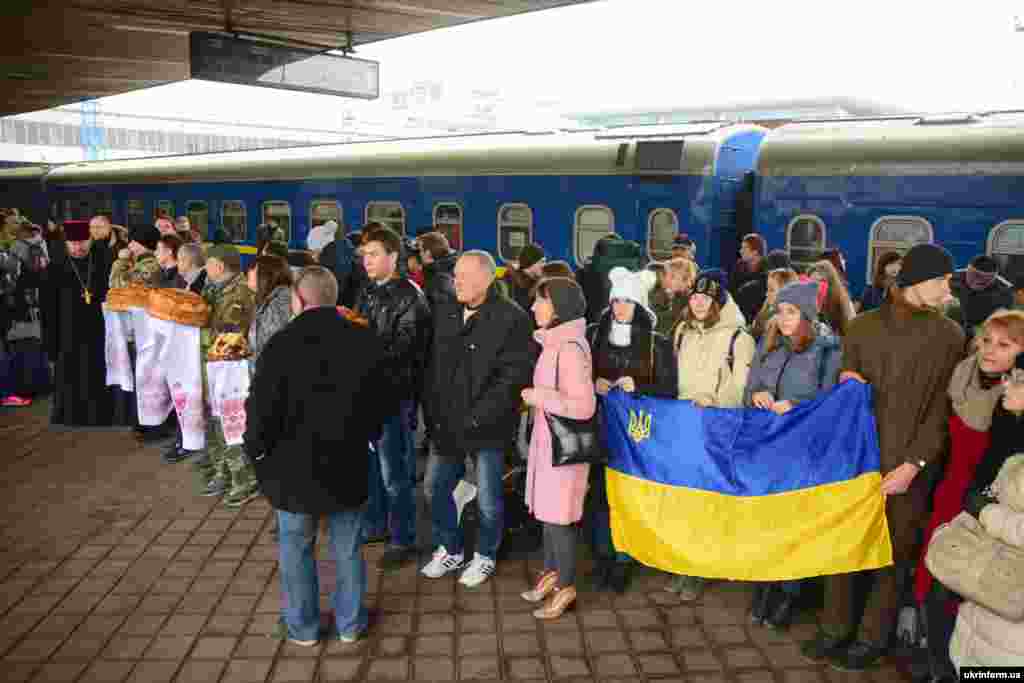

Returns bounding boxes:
[0,165,50,180]
[41,123,765,186]
[758,111,1024,176]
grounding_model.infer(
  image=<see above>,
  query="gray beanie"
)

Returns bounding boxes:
[776,281,820,322]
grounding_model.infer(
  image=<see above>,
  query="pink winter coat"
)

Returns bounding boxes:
[525,318,597,525]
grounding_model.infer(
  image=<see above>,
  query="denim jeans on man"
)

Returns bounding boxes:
[366,399,416,548]
[277,506,367,641]
[425,447,504,559]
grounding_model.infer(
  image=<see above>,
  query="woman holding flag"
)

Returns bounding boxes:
[667,269,755,600]
[743,280,842,629]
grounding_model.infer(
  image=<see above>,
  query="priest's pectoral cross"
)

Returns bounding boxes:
[83,289,92,305]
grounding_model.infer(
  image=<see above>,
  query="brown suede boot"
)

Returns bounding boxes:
[533,585,576,620]
[521,570,559,603]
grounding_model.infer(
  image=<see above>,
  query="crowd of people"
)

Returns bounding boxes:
[2,210,1024,678]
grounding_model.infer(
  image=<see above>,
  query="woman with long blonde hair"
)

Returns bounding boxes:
[809,260,856,336]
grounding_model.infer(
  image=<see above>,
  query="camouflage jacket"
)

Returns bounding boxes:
[200,272,256,360]
[109,252,161,289]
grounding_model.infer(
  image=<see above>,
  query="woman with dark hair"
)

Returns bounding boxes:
[540,260,575,280]
[860,252,901,312]
[821,248,849,284]
[744,281,841,629]
[809,260,857,336]
[751,269,799,341]
[246,255,294,371]
[520,277,595,619]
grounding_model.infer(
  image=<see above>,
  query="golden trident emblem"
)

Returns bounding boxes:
[627,409,652,444]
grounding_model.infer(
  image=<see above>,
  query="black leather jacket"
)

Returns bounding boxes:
[422,252,457,310]
[354,276,432,406]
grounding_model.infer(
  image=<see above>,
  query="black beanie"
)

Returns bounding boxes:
[968,255,999,274]
[763,249,792,273]
[129,224,160,251]
[896,244,954,288]
[541,277,587,324]
[518,243,545,270]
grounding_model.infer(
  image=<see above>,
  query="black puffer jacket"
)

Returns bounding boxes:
[354,277,432,408]
[424,283,538,456]
[422,252,457,310]
[586,307,677,398]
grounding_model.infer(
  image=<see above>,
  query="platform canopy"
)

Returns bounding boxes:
[0,0,595,117]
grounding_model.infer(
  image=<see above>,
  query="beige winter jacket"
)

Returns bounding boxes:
[674,296,754,407]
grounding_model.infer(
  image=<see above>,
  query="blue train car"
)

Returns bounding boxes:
[755,112,1024,298]
[34,123,766,270]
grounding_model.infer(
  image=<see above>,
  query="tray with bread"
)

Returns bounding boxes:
[106,285,152,311]
[147,289,211,327]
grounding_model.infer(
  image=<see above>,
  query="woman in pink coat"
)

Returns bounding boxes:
[520,277,596,620]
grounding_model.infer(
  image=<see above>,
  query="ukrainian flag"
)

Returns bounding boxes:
[604,381,893,581]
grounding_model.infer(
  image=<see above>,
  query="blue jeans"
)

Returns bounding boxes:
[373,399,416,548]
[277,507,367,642]
[364,443,388,540]
[425,447,504,560]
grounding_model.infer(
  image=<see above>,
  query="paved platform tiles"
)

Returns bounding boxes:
[0,400,913,682]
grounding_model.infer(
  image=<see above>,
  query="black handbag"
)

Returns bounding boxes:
[546,341,606,467]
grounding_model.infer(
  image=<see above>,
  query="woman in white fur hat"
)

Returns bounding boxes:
[584,267,677,593]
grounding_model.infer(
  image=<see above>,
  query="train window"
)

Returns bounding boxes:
[866,216,933,282]
[988,220,1024,276]
[647,208,679,260]
[186,201,210,241]
[574,205,616,266]
[497,203,533,263]
[311,200,342,230]
[125,199,145,227]
[222,201,247,244]
[433,202,463,251]
[786,214,826,269]
[366,201,405,235]
[154,200,174,221]
[261,201,292,244]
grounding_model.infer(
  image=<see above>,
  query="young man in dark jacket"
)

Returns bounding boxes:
[244,266,387,646]
[418,231,458,310]
[355,226,432,571]
[421,250,538,587]
[802,244,964,672]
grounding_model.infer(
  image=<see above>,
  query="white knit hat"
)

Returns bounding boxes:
[307,220,338,252]
[608,267,657,323]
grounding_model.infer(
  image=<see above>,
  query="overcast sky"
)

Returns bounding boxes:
[43,0,1024,126]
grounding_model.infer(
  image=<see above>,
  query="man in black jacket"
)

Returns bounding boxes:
[154,234,181,289]
[417,231,457,310]
[421,251,537,587]
[244,266,387,646]
[174,243,207,294]
[355,226,432,572]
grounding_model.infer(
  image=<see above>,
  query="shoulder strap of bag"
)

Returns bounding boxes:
[725,328,742,372]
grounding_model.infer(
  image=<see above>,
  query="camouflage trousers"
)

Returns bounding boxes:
[192,415,257,497]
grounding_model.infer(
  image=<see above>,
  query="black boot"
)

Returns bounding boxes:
[764,593,795,630]
[750,584,774,625]
[587,558,612,590]
[608,562,632,594]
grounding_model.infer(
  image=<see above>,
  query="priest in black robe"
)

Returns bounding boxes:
[41,219,133,427]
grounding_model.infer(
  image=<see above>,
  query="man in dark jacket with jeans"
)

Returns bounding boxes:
[244,266,387,646]
[421,250,537,587]
[355,226,432,571]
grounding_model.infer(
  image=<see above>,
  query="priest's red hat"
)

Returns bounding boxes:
[63,219,91,241]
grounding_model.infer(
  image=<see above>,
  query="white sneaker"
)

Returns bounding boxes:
[421,546,465,579]
[458,553,496,588]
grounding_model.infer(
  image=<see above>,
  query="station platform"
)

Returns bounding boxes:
[0,400,913,683]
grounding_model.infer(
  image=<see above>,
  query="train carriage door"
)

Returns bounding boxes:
[186,201,209,241]
[645,207,679,261]
[433,202,463,251]
[988,220,1024,278]
[866,216,933,284]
